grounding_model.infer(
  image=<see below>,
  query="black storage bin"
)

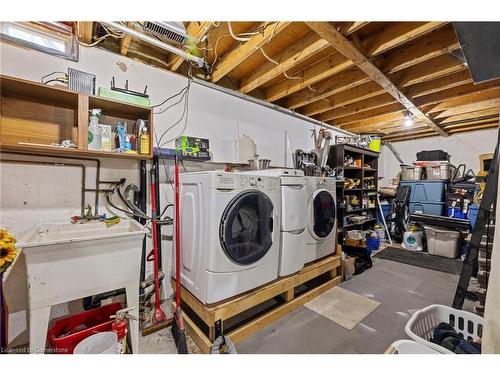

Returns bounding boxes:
[416,150,450,161]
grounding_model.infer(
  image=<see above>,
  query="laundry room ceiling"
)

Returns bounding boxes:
[76,21,500,142]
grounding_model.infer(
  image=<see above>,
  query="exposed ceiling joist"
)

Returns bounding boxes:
[362,22,447,57]
[380,25,460,74]
[239,32,328,94]
[265,52,352,102]
[286,69,370,109]
[302,81,385,117]
[211,21,291,83]
[338,22,370,35]
[321,94,397,122]
[305,21,449,136]
[76,22,93,44]
[119,22,133,55]
[334,103,403,126]
[428,88,500,115]
[405,70,473,98]
[438,108,500,125]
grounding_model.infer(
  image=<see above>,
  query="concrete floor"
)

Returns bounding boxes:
[140,257,460,354]
[237,258,459,354]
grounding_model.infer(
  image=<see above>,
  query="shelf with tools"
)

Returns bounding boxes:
[0,75,154,160]
[327,144,380,233]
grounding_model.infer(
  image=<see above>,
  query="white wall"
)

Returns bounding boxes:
[379,127,498,186]
[0,41,344,346]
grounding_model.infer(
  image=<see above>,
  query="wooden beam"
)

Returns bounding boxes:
[433,98,500,119]
[76,22,93,43]
[265,52,352,102]
[341,111,406,131]
[405,70,473,98]
[380,25,460,74]
[427,88,500,115]
[438,108,500,125]
[443,118,499,130]
[362,22,447,57]
[282,25,460,111]
[448,122,499,134]
[301,81,385,117]
[286,68,371,109]
[119,22,133,56]
[415,81,500,108]
[167,21,211,72]
[305,22,448,136]
[383,132,439,142]
[335,104,404,126]
[391,55,465,88]
[320,94,396,122]
[239,32,328,93]
[211,22,291,83]
[338,22,370,35]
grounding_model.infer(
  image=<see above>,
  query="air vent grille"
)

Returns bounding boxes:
[143,21,188,45]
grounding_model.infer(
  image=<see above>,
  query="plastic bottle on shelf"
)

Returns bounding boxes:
[139,126,150,155]
[88,109,102,151]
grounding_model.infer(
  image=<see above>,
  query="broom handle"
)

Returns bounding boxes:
[175,156,181,308]
[150,171,161,309]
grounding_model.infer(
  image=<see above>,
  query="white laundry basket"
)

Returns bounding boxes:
[386,340,440,354]
[404,304,484,354]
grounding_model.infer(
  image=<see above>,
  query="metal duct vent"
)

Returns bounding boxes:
[68,68,96,95]
[142,21,189,45]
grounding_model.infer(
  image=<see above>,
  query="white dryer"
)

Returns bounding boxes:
[242,169,307,276]
[174,171,281,304]
[304,176,337,263]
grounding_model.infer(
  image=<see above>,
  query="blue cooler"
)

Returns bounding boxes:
[409,202,446,216]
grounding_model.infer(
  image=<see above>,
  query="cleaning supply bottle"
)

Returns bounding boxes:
[139,126,150,155]
[88,109,102,151]
[110,307,137,354]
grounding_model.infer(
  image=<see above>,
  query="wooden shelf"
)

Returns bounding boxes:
[1,75,154,160]
[0,143,151,160]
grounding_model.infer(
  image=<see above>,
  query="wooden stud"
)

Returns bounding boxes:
[211,22,291,83]
[265,52,352,102]
[239,32,329,93]
[119,22,133,56]
[305,22,448,136]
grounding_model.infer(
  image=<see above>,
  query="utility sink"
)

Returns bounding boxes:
[17,220,147,354]
[18,220,146,248]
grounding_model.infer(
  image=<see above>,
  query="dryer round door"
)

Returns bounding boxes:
[220,190,275,265]
[309,189,336,240]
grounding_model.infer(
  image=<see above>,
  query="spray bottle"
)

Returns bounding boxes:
[88,109,103,151]
[110,306,137,354]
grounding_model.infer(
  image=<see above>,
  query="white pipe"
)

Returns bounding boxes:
[100,21,205,68]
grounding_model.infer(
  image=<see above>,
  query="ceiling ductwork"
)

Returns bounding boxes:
[142,21,191,45]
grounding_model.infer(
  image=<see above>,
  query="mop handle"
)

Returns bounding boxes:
[174,156,181,308]
[150,171,161,308]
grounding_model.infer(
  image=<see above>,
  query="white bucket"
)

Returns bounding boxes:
[73,332,118,354]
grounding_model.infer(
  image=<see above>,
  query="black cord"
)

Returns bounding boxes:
[44,79,68,86]
[40,71,66,83]
[151,83,189,108]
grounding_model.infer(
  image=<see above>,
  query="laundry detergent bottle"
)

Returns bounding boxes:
[88,108,102,151]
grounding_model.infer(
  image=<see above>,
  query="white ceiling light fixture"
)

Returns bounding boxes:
[403,110,414,127]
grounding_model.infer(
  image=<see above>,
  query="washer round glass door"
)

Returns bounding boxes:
[312,189,336,239]
[220,191,274,265]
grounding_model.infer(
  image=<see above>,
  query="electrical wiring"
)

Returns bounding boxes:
[40,71,67,83]
[227,22,253,42]
[43,78,68,86]
[153,84,190,111]
[76,23,125,47]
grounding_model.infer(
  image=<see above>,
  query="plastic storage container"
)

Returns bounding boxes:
[387,339,440,354]
[366,237,380,254]
[73,332,118,354]
[425,162,453,180]
[409,202,445,216]
[377,203,392,224]
[399,180,446,203]
[47,303,122,354]
[405,304,484,354]
[400,165,423,180]
[424,225,460,258]
[468,204,479,230]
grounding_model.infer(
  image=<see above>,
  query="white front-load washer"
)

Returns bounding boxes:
[304,176,337,263]
[173,171,281,304]
[242,169,307,276]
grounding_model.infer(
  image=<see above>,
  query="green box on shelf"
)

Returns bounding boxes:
[98,87,150,107]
